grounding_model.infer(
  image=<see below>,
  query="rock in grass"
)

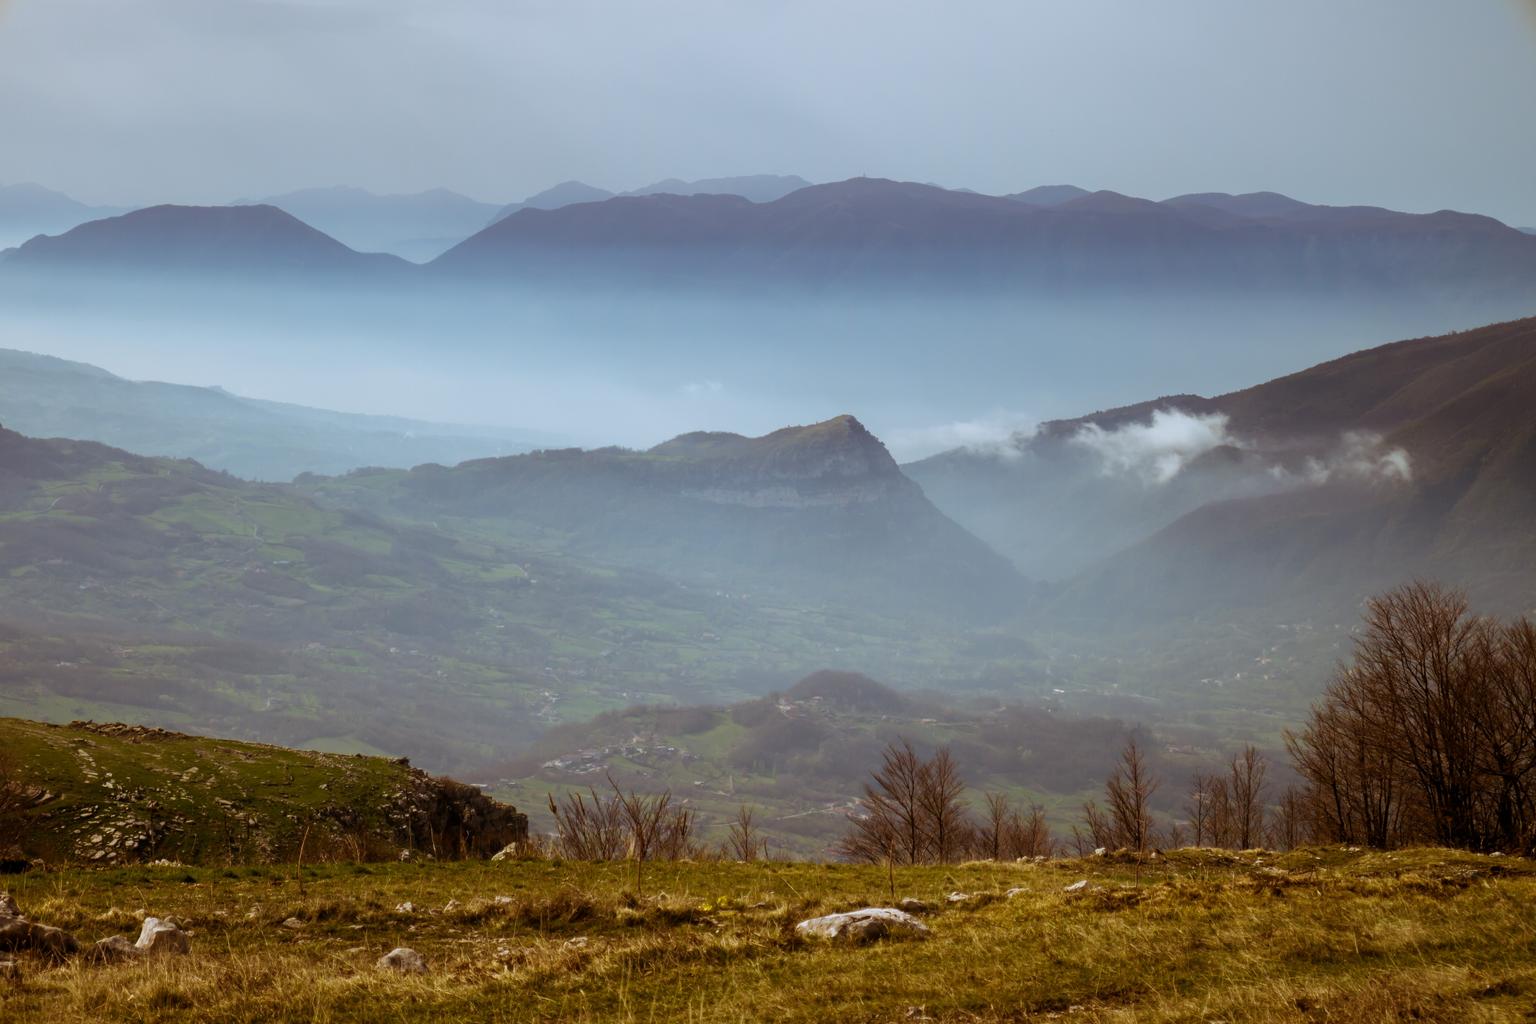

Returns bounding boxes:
[135,917,190,955]
[490,843,521,862]
[88,935,141,964]
[0,894,79,961]
[794,908,929,944]
[896,898,931,914]
[281,917,305,930]
[377,947,428,974]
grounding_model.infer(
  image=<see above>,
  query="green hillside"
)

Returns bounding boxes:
[0,717,525,865]
[0,425,1030,772]
[488,671,1249,859]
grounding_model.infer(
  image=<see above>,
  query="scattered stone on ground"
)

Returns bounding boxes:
[395,901,418,915]
[135,917,190,955]
[281,917,305,930]
[794,908,930,944]
[377,947,428,974]
[1005,887,1028,899]
[88,935,140,964]
[1064,880,1091,893]
[896,898,931,914]
[0,892,79,961]
[490,843,521,862]
[945,892,972,904]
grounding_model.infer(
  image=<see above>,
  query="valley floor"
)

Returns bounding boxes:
[1,848,1533,1023]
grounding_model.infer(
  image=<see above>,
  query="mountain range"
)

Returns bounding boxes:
[488,175,813,225]
[0,347,550,480]
[436,178,1536,298]
[8,179,1533,311]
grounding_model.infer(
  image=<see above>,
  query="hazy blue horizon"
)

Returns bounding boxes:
[2,0,1534,225]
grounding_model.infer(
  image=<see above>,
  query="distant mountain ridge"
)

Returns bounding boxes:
[7,179,1533,307]
[0,203,408,278]
[489,175,812,225]
[435,177,1536,298]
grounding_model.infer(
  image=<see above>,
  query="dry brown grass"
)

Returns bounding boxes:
[2,848,1534,1022]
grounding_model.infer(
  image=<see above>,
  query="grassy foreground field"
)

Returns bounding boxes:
[3,848,1535,1022]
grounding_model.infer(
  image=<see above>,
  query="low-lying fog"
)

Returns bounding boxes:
[0,281,1512,462]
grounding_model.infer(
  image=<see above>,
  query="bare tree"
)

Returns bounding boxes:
[547,785,626,861]
[724,805,763,862]
[917,747,968,864]
[612,777,673,892]
[843,740,929,864]
[1185,772,1216,847]
[1227,746,1269,850]
[1288,582,1536,853]
[976,792,1013,861]
[1103,738,1159,852]
[655,803,700,861]
[1267,785,1311,851]
[1012,802,1056,859]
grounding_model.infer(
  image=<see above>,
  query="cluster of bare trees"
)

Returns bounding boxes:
[546,775,705,886]
[837,740,1056,864]
[1075,738,1302,855]
[545,775,777,886]
[1287,582,1536,853]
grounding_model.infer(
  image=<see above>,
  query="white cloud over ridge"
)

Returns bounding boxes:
[1067,408,1412,488]
[1070,409,1235,484]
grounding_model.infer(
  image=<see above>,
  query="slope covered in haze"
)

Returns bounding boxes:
[301,415,1027,617]
[0,347,549,480]
[0,422,1020,770]
[912,316,1536,618]
[238,186,504,262]
[0,204,409,279]
[0,183,130,251]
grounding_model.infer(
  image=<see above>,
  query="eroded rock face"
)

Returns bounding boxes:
[377,947,428,974]
[135,917,190,955]
[794,907,930,944]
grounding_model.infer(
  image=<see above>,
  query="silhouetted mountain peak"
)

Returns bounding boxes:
[1006,184,1091,207]
[3,203,407,274]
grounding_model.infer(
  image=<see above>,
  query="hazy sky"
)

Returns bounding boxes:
[2,0,1535,223]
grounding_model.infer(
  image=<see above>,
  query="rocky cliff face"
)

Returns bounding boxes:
[657,415,912,509]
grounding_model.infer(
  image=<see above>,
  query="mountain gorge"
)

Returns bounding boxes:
[911,316,1536,618]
